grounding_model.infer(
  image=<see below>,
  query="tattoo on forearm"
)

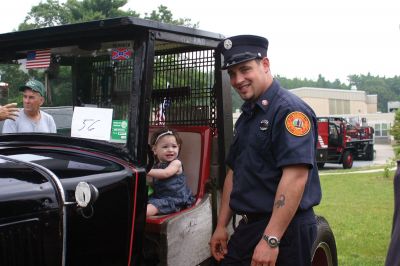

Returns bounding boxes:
[274,194,286,208]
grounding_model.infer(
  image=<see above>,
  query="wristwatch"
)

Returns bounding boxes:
[263,235,280,248]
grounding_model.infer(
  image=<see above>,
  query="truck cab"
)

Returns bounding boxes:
[0,17,337,266]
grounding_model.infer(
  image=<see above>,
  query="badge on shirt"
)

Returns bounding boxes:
[259,119,269,131]
[285,111,311,136]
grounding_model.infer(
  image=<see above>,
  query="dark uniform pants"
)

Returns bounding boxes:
[221,209,316,266]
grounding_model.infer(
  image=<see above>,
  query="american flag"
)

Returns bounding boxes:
[26,49,51,69]
[155,102,165,125]
[155,97,171,125]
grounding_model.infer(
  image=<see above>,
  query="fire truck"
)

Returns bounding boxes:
[316,117,375,169]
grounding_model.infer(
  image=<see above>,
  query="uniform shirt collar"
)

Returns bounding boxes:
[241,79,280,114]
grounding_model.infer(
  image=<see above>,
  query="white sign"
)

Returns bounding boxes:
[71,107,113,141]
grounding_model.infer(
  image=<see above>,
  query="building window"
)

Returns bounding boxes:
[374,124,381,136]
[382,124,388,137]
[329,99,350,114]
[374,123,390,137]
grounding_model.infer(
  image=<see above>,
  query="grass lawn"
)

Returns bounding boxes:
[314,169,396,266]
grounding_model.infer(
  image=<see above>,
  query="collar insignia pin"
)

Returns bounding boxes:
[260,120,269,131]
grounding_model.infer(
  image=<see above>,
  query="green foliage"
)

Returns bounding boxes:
[348,73,400,112]
[19,0,139,30]
[18,0,196,30]
[0,64,30,104]
[277,74,350,90]
[48,66,73,106]
[391,109,400,144]
[314,171,394,265]
[394,145,400,160]
[64,0,139,23]
[18,0,70,30]
[144,5,199,28]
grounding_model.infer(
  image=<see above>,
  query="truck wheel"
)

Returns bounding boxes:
[342,151,353,169]
[311,216,338,266]
[317,163,325,169]
[366,145,374,161]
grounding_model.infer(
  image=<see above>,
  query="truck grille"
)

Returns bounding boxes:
[0,218,44,266]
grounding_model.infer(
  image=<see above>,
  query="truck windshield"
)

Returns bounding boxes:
[0,40,133,143]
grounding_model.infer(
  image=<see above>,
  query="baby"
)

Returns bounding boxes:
[147,128,195,216]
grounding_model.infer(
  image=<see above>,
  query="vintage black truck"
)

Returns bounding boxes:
[0,17,337,266]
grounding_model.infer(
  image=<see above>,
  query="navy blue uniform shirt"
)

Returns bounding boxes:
[226,79,322,213]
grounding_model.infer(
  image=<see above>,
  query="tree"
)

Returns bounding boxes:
[391,109,400,144]
[348,74,399,112]
[144,5,198,28]
[19,0,139,30]
[18,0,196,30]
[0,64,30,104]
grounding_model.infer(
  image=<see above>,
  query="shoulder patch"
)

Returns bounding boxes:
[285,111,311,136]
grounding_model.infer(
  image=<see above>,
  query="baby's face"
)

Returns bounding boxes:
[153,135,179,162]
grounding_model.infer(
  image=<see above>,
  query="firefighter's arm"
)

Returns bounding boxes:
[210,168,234,261]
[147,159,181,179]
[251,165,309,266]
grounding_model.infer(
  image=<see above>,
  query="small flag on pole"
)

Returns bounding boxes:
[155,97,172,125]
[26,49,51,69]
[155,102,165,125]
[111,48,132,60]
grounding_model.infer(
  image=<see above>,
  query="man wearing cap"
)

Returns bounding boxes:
[2,80,56,133]
[210,35,321,266]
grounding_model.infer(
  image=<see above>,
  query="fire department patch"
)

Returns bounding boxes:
[285,111,311,137]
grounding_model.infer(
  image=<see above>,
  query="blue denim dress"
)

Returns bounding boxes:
[148,161,195,214]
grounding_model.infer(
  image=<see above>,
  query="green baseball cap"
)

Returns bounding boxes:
[19,80,45,96]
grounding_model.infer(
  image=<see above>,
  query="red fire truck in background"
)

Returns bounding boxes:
[316,117,375,169]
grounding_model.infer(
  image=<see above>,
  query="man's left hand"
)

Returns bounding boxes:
[251,239,279,266]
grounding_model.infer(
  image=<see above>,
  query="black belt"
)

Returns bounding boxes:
[232,212,270,230]
[232,209,314,230]
[240,213,268,224]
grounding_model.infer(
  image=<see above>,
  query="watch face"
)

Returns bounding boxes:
[268,237,279,247]
[263,235,279,248]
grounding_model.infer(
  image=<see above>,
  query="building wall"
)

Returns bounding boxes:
[290,87,373,115]
[301,97,330,115]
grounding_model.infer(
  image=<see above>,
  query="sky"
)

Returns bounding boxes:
[2,0,400,84]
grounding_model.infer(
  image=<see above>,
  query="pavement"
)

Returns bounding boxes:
[373,144,396,165]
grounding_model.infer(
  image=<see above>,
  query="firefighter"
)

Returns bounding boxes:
[210,35,321,266]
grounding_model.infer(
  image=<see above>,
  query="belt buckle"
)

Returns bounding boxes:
[241,214,248,224]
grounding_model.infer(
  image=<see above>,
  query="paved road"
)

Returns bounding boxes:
[321,144,396,170]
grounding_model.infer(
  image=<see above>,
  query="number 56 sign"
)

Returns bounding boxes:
[71,107,113,141]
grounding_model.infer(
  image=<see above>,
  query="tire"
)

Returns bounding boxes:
[342,151,353,169]
[317,163,325,169]
[311,216,338,266]
[366,145,374,161]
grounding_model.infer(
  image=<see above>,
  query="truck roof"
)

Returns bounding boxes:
[0,16,225,57]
